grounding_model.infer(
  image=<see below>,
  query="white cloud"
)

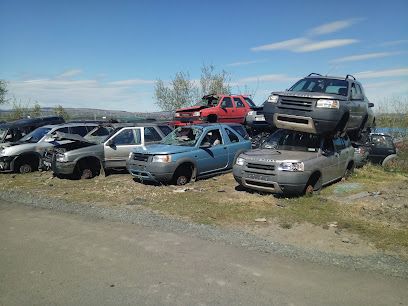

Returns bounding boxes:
[331,52,402,63]
[5,76,157,112]
[251,38,309,52]
[233,74,297,86]
[308,18,363,36]
[380,39,408,47]
[56,69,83,79]
[108,79,155,86]
[226,60,266,67]
[354,68,408,79]
[252,38,357,53]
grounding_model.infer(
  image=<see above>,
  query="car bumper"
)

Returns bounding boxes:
[173,117,204,127]
[0,156,15,172]
[127,160,176,183]
[53,161,77,175]
[233,164,310,195]
[263,103,346,134]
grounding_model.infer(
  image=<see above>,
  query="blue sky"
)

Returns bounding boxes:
[1,0,407,112]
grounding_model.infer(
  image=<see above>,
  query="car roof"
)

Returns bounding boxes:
[304,74,361,84]
[41,122,99,129]
[0,116,63,129]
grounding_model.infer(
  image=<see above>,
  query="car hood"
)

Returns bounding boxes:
[176,105,211,112]
[0,141,55,155]
[53,132,96,144]
[131,144,195,155]
[273,91,347,101]
[241,148,318,162]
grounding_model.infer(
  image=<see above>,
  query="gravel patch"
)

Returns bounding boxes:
[1,189,407,279]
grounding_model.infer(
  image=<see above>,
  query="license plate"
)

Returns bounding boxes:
[255,115,265,121]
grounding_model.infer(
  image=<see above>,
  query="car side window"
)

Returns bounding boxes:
[351,83,362,100]
[333,138,345,152]
[234,97,245,108]
[322,137,335,154]
[144,127,162,142]
[225,128,239,143]
[231,125,249,140]
[53,127,69,134]
[201,129,223,146]
[70,126,88,136]
[220,97,233,108]
[112,129,141,145]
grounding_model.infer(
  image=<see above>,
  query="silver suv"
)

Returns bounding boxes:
[51,123,172,179]
[0,123,98,173]
[233,129,355,195]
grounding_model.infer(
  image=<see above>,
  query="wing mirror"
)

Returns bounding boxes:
[368,102,374,108]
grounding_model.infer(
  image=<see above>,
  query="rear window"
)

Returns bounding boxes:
[371,135,394,149]
[230,125,249,140]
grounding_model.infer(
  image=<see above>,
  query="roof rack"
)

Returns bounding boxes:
[345,74,356,80]
[307,73,322,77]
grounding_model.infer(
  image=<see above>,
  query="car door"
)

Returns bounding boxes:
[195,128,229,174]
[233,97,248,124]
[218,97,235,122]
[349,83,364,129]
[333,137,349,178]
[320,137,339,183]
[104,127,142,168]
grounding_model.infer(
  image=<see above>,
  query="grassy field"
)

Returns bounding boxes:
[1,163,408,257]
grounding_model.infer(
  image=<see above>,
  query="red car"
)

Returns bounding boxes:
[172,94,256,127]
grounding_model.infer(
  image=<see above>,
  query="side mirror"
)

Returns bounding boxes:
[106,139,115,147]
[368,102,374,108]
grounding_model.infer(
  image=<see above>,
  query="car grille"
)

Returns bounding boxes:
[279,97,316,111]
[247,163,275,171]
[133,153,149,162]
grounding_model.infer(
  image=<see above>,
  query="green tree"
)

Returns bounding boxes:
[0,80,8,105]
[54,105,70,120]
[154,65,231,112]
[154,72,197,112]
[9,99,28,120]
[31,102,42,117]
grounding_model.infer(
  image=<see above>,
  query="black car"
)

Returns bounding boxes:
[367,133,397,165]
[263,73,375,141]
[0,116,65,143]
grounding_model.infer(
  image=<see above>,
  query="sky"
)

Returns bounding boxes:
[1,0,407,112]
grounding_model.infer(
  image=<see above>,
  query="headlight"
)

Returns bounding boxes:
[128,152,134,159]
[267,95,279,103]
[316,99,339,109]
[235,156,245,166]
[193,111,201,117]
[175,113,181,117]
[56,153,68,163]
[152,155,172,163]
[247,111,255,116]
[278,161,304,172]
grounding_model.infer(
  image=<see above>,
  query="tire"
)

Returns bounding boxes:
[349,115,368,142]
[382,154,398,167]
[80,168,93,179]
[304,174,322,196]
[173,165,192,186]
[344,163,355,179]
[18,163,33,174]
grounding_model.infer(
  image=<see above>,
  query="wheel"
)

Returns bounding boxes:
[344,164,354,179]
[173,165,192,186]
[80,168,93,179]
[304,175,322,196]
[382,154,398,168]
[18,163,33,174]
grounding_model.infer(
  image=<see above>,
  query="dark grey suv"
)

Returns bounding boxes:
[263,73,375,140]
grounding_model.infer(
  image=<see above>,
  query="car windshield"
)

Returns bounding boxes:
[262,129,321,152]
[289,78,349,96]
[194,96,219,107]
[84,126,115,143]
[161,126,203,146]
[19,127,52,143]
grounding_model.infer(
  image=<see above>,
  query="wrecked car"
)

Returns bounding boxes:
[127,123,251,185]
[263,73,375,141]
[172,94,256,127]
[50,123,172,179]
[233,129,355,196]
[0,116,64,143]
[367,133,397,165]
[0,122,98,173]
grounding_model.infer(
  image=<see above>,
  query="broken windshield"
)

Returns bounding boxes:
[194,96,219,107]
[262,130,321,152]
[19,127,52,143]
[161,126,203,146]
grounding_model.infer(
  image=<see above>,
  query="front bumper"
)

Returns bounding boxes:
[53,160,77,175]
[0,156,15,172]
[126,160,176,183]
[233,164,310,195]
[172,117,204,127]
[263,103,345,134]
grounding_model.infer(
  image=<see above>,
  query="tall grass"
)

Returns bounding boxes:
[375,97,408,128]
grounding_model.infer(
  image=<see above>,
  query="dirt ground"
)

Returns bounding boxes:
[1,164,408,259]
